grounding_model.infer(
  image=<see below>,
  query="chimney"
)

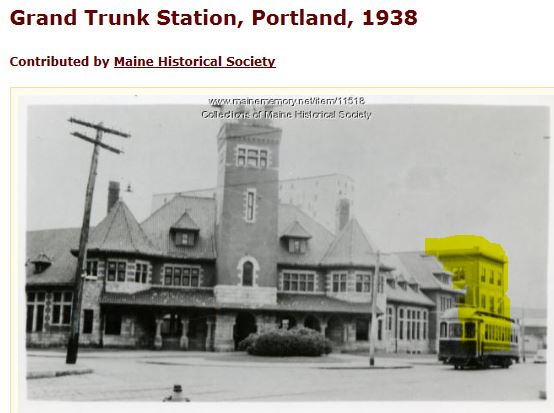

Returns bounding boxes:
[107,181,120,213]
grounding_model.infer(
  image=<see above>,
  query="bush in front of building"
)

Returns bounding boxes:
[240,327,333,357]
[237,333,258,352]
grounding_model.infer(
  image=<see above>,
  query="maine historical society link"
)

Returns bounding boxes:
[207,97,367,107]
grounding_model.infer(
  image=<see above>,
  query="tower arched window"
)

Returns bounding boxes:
[242,261,253,286]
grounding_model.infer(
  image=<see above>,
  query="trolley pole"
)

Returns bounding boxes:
[369,250,381,367]
[65,117,129,365]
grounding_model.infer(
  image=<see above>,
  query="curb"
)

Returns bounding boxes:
[318,365,413,370]
[27,368,93,380]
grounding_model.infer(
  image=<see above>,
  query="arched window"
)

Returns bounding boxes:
[242,261,253,286]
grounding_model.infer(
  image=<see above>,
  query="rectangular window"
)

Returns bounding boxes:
[260,150,268,168]
[105,312,122,335]
[82,309,94,334]
[107,261,117,281]
[247,149,258,167]
[481,268,486,282]
[191,268,199,287]
[489,296,495,313]
[332,273,347,292]
[246,189,256,222]
[387,307,393,331]
[282,272,315,292]
[449,323,463,338]
[399,321,404,340]
[356,319,369,341]
[51,291,72,325]
[481,295,486,308]
[165,267,173,285]
[183,268,190,286]
[237,147,246,166]
[489,269,494,284]
[135,263,142,282]
[26,292,46,333]
[355,274,371,293]
[86,260,98,277]
[117,262,126,282]
[440,322,447,338]
[378,319,383,341]
[173,267,182,286]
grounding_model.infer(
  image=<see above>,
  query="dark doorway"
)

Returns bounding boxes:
[278,315,297,330]
[161,313,182,350]
[234,312,257,349]
[304,315,321,332]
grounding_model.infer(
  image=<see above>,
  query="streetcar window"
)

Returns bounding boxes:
[440,322,447,338]
[449,323,462,338]
[465,322,476,339]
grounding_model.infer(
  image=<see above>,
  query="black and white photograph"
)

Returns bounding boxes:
[22,95,549,402]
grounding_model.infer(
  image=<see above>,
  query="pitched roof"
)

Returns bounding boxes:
[100,287,216,308]
[86,201,159,256]
[170,211,200,231]
[141,195,216,260]
[278,204,335,266]
[30,252,53,264]
[281,220,312,239]
[320,218,389,268]
[277,293,384,315]
[26,228,80,286]
[385,283,435,307]
[395,252,464,294]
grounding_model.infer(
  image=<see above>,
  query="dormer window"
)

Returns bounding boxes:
[236,145,268,169]
[281,220,311,254]
[170,211,200,247]
[288,238,307,254]
[30,253,52,274]
[175,231,196,247]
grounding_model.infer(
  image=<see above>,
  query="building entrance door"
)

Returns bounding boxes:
[161,313,182,350]
[234,312,257,350]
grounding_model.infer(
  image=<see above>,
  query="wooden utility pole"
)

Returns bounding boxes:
[369,250,381,367]
[65,117,129,364]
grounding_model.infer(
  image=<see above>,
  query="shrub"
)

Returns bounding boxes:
[245,327,333,357]
[237,333,258,352]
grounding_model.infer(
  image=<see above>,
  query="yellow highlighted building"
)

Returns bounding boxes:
[425,235,510,317]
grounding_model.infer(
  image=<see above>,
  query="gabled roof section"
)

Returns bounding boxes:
[27,228,80,286]
[321,218,388,268]
[30,252,53,264]
[170,211,200,232]
[281,220,312,239]
[86,201,159,256]
[141,195,216,260]
[395,251,465,294]
[278,204,335,266]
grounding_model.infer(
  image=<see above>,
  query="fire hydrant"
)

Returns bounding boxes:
[163,384,190,402]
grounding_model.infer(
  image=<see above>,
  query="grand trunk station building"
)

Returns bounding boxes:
[26,114,464,353]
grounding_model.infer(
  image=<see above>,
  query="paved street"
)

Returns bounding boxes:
[26,350,546,401]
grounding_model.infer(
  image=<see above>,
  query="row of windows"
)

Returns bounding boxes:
[480,268,503,286]
[485,324,518,343]
[481,295,503,314]
[331,273,385,293]
[26,291,73,332]
[164,266,201,287]
[440,322,475,339]
[439,296,454,312]
[237,146,268,168]
[106,261,149,284]
[398,308,428,341]
[282,272,315,292]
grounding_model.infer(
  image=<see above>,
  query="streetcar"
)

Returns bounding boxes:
[438,306,520,369]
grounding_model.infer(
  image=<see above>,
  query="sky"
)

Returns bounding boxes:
[25,99,550,310]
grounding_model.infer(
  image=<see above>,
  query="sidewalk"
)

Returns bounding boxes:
[26,349,413,374]
[27,355,93,379]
